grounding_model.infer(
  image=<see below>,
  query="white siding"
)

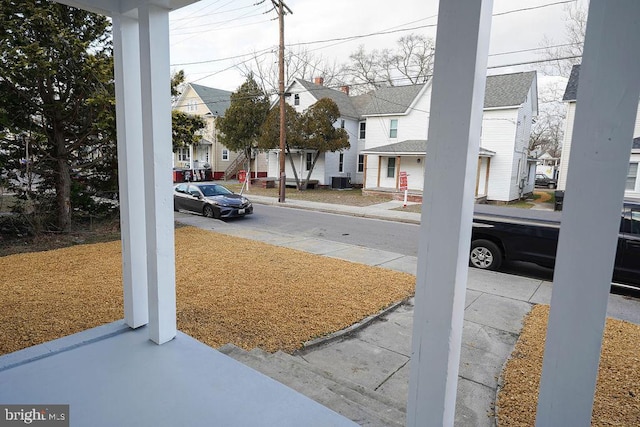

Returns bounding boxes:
[557,102,576,191]
[559,101,640,194]
[402,157,425,190]
[476,157,490,197]
[365,155,380,188]
[363,87,431,150]
[481,108,519,201]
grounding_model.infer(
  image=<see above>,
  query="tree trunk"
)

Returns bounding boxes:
[54,131,72,232]
[301,151,320,191]
[285,144,301,189]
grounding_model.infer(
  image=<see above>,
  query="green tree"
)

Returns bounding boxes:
[172,110,206,152]
[299,98,349,189]
[258,103,304,184]
[216,76,270,167]
[0,0,114,232]
[170,70,205,152]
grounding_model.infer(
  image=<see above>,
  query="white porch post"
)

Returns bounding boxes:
[407,0,492,425]
[113,15,149,329]
[138,3,177,344]
[536,1,640,425]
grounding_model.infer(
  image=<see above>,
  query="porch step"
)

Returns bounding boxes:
[219,344,405,427]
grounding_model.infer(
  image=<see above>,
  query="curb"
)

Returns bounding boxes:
[295,296,414,354]
[249,197,421,225]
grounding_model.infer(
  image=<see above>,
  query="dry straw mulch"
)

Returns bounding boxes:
[0,226,415,355]
[497,304,640,426]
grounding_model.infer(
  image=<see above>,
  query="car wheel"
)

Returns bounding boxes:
[470,239,502,270]
[203,205,214,218]
[548,183,556,189]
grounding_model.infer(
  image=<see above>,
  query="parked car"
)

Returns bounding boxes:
[469,200,640,289]
[174,183,253,219]
[535,173,557,189]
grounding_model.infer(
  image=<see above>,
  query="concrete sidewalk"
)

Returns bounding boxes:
[175,197,640,426]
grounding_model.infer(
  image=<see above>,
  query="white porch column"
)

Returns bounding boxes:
[138,3,177,344]
[407,0,493,426]
[113,15,149,329]
[536,1,640,425]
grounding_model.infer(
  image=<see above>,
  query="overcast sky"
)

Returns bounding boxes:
[168,0,588,93]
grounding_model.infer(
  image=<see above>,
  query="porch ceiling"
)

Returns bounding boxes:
[54,0,197,17]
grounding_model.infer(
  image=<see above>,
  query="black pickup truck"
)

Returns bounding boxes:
[469,200,640,288]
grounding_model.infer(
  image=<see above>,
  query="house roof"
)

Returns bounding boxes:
[361,139,427,154]
[361,139,495,157]
[189,83,233,116]
[358,84,426,116]
[295,79,360,119]
[484,71,537,108]
[562,65,581,101]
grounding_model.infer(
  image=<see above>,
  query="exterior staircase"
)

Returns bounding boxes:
[219,344,406,426]
[223,151,247,181]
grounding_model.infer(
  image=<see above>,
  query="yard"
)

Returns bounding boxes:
[1,190,638,425]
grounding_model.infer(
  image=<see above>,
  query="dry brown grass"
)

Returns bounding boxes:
[497,305,640,426]
[0,226,415,355]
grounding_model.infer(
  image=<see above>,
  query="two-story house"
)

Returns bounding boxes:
[557,65,640,198]
[266,77,360,187]
[361,71,538,202]
[173,83,268,181]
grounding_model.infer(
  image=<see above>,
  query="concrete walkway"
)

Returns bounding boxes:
[175,196,640,426]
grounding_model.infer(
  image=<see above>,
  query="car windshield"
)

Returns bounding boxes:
[198,184,233,197]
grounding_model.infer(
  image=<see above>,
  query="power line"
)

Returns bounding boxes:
[493,0,575,17]
[488,55,581,70]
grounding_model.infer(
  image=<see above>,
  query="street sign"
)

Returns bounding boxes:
[399,171,408,190]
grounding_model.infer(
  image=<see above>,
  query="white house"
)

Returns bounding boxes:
[266,77,360,187]
[557,65,640,198]
[173,83,268,181]
[361,71,538,202]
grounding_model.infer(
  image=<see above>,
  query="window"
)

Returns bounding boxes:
[621,207,640,236]
[359,122,366,139]
[222,149,229,161]
[340,120,345,129]
[294,94,300,106]
[627,163,638,191]
[306,152,313,170]
[338,153,344,172]
[387,157,396,178]
[389,119,398,138]
[358,154,364,173]
[178,147,190,162]
[187,99,197,112]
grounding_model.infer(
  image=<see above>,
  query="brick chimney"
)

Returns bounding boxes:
[314,77,324,86]
[340,85,350,95]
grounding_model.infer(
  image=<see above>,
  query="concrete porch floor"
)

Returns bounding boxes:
[0,323,356,427]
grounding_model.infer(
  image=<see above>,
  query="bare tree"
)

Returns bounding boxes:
[236,46,344,96]
[539,2,587,76]
[529,79,566,159]
[392,34,435,85]
[341,33,435,95]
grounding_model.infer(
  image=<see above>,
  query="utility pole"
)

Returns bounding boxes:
[271,0,292,203]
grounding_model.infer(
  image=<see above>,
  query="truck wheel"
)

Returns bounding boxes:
[470,240,502,270]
